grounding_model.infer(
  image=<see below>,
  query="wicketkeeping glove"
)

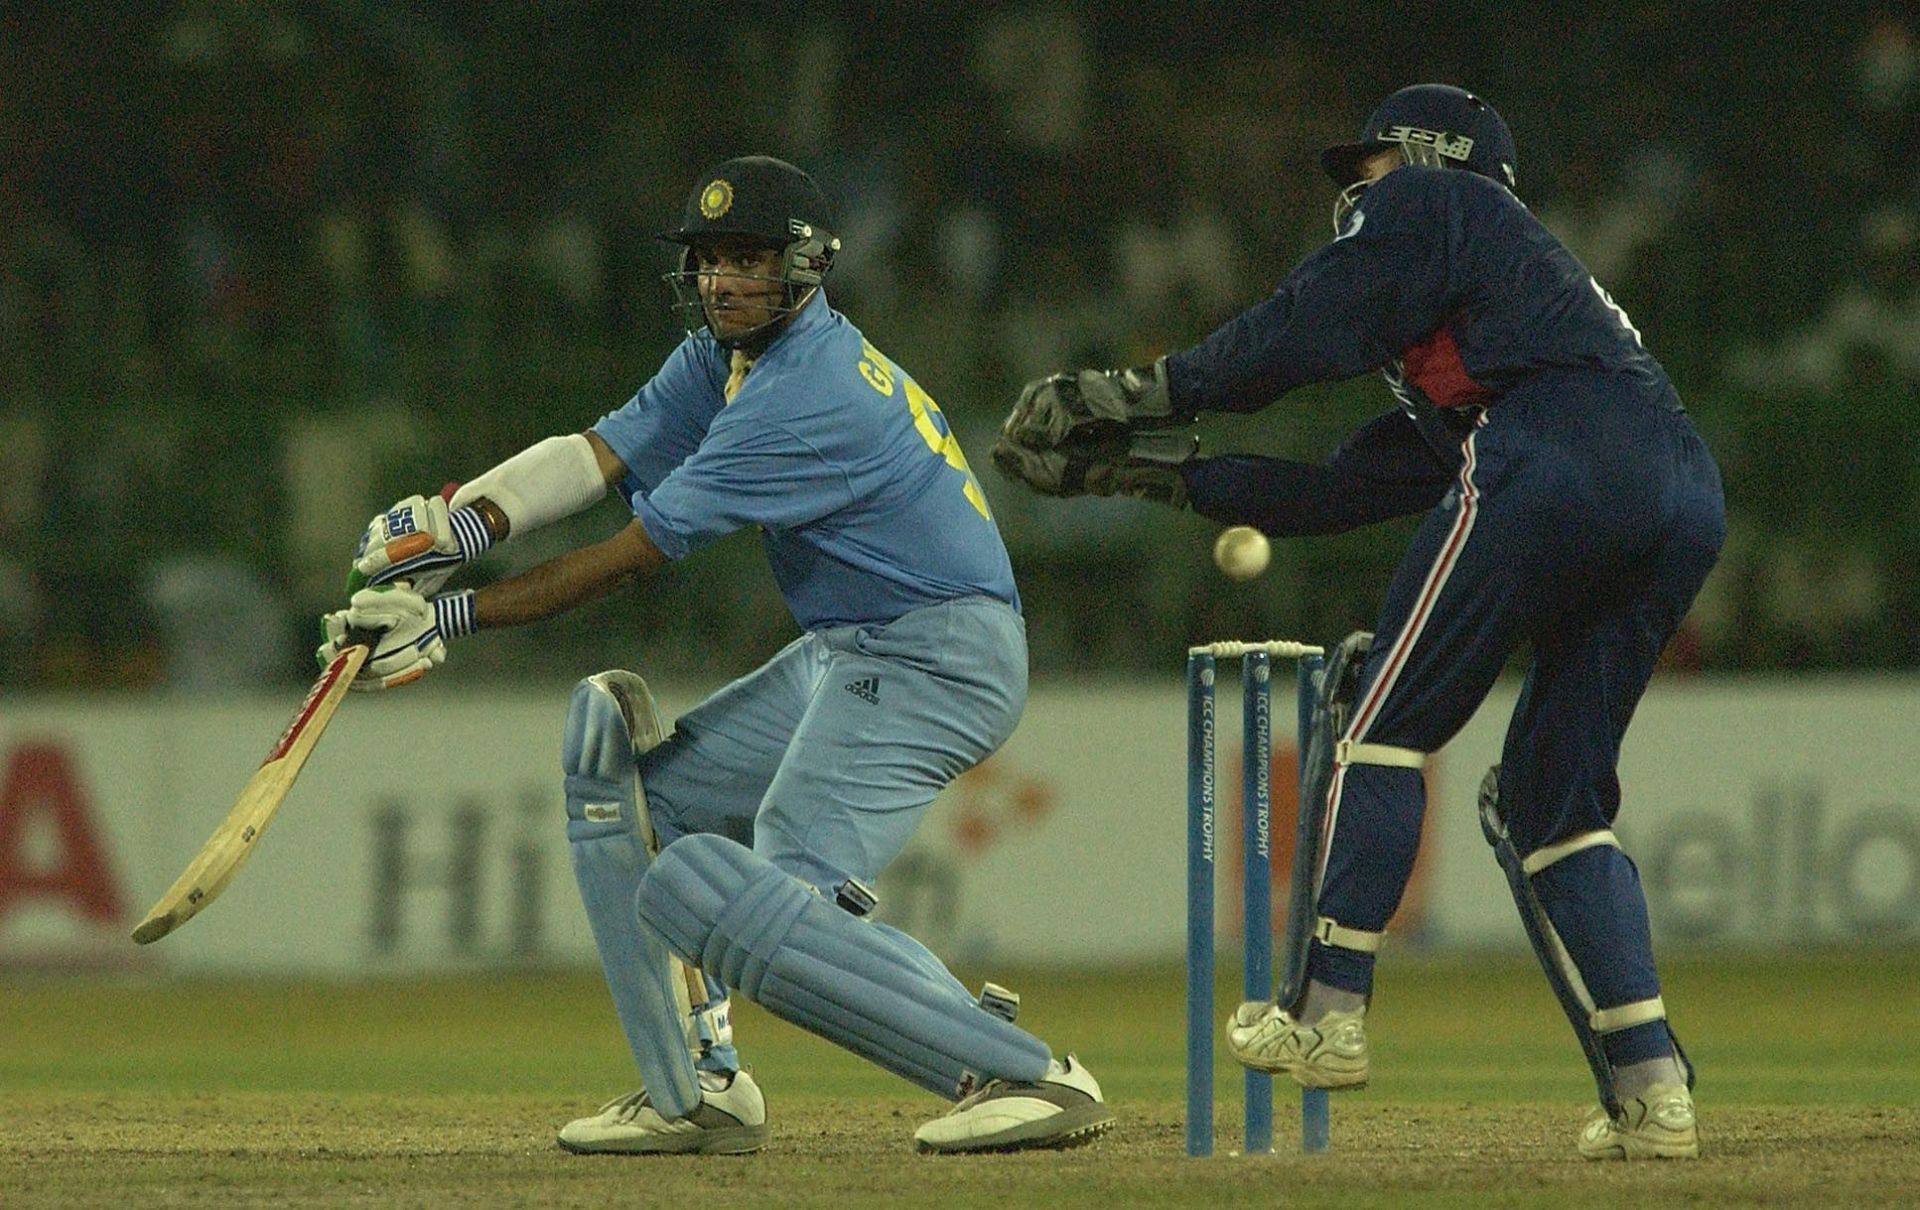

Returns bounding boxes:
[990,428,1197,509]
[349,488,492,596]
[316,584,477,692]
[998,356,1190,453]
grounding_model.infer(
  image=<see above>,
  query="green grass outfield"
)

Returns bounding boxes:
[3,950,1916,1207]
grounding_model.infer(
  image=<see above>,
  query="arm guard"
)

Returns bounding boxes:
[449,433,607,539]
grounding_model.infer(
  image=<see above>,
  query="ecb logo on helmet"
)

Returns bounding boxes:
[699,179,734,220]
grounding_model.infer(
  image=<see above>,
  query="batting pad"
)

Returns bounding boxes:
[638,833,1052,1100]
[564,673,702,1118]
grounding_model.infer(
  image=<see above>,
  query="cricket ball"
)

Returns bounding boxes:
[1212,525,1271,581]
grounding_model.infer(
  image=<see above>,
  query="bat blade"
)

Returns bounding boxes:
[132,644,368,945]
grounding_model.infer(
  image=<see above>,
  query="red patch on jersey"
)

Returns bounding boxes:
[1402,325,1491,408]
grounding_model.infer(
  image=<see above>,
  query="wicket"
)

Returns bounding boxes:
[1186,639,1330,1157]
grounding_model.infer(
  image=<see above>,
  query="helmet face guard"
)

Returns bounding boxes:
[1331,176,1376,234]
[658,156,840,350]
[1321,84,1518,232]
[663,221,838,350]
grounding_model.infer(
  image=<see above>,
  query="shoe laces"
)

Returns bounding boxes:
[600,1090,652,1121]
[954,1072,1045,1111]
[951,1058,1070,1112]
[951,1078,1007,1111]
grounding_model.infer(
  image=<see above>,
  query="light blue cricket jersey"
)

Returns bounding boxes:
[593,293,1020,630]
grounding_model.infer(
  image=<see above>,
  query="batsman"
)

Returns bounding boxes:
[316,156,1112,1155]
[995,85,1725,1159]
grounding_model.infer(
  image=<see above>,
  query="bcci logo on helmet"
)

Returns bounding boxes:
[699,179,734,220]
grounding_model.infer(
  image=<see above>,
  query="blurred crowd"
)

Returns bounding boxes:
[2,2,1916,689]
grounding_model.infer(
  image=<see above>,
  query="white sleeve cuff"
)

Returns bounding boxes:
[450,433,606,539]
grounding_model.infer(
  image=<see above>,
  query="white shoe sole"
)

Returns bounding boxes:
[1579,1121,1698,1160]
[915,1104,1115,1155]
[558,1121,768,1156]
[1580,1138,1698,1160]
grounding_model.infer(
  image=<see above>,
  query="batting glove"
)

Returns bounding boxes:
[349,490,492,596]
[316,585,478,692]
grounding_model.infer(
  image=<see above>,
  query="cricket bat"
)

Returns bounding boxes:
[131,641,370,945]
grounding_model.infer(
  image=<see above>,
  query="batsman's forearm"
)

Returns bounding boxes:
[470,521,663,628]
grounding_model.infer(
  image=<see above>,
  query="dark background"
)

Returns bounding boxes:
[3,2,1914,689]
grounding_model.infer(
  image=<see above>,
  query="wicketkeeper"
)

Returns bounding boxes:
[995,85,1724,1160]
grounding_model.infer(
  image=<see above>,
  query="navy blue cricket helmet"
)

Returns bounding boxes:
[659,155,840,349]
[1321,84,1518,192]
[661,155,837,251]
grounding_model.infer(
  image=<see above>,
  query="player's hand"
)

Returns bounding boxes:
[316,584,446,691]
[990,429,1196,508]
[999,357,1185,452]
[349,488,490,596]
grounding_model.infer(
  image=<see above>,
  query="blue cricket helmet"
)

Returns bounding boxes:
[661,155,836,251]
[658,155,841,349]
[1321,84,1518,192]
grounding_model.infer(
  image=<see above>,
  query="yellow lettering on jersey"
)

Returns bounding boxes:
[905,378,989,519]
[858,339,895,396]
[859,340,989,519]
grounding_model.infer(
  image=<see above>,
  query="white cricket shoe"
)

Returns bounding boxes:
[914,1055,1115,1154]
[1578,1083,1698,1160]
[1226,1001,1369,1089]
[557,1070,768,1155]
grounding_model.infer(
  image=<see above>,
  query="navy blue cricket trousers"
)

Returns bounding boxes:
[1314,376,1725,960]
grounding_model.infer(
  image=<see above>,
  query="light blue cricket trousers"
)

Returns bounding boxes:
[638,596,1027,894]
